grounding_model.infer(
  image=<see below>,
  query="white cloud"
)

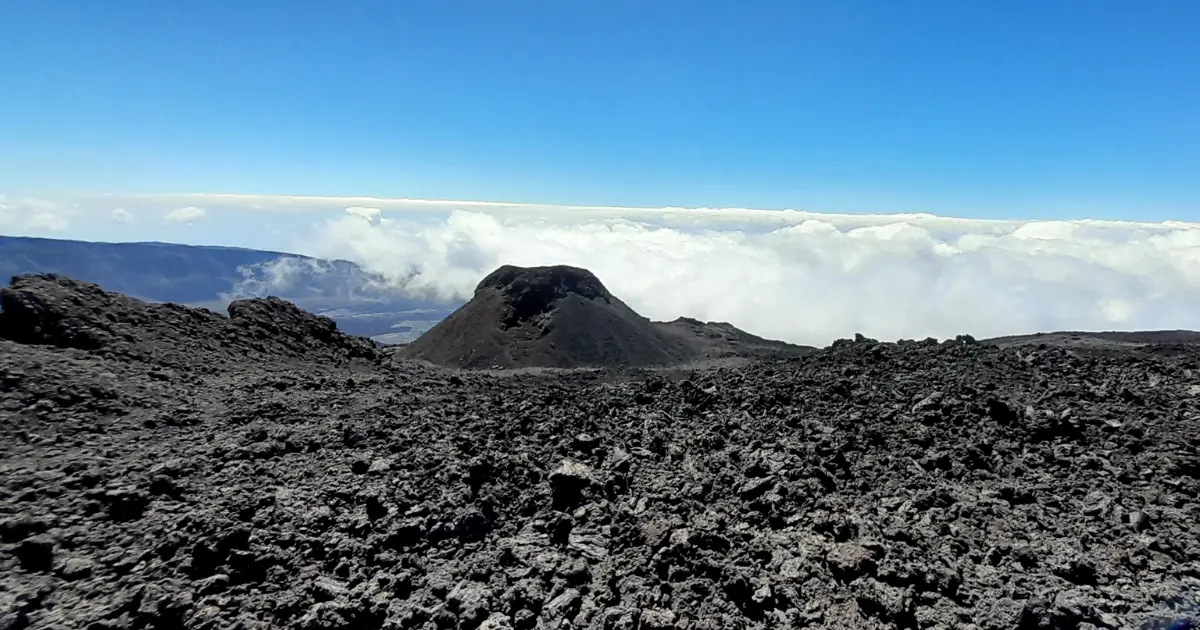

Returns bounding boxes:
[165,206,206,223]
[345,206,382,225]
[26,211,69,231]
[218,254,398,304]
[111,208,133,223]
[221,256,324,299]
[0,197,70,232]
[0,199,14,229]
[122,192,1019,232]
[287,203,1200,345]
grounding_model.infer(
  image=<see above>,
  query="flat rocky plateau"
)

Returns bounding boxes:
[2,274,1200,630]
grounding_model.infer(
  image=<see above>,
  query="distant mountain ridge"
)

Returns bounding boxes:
[0,235,459,342]
[0,235,292,303]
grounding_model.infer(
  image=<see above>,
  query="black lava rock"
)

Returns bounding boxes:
[3,273,1199,629]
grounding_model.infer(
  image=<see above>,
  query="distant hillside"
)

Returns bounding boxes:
[982,329,1200,359]
[0,235,288,303]
[0,235,459,342]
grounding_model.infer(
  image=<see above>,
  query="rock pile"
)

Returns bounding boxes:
[2,273,1200,629]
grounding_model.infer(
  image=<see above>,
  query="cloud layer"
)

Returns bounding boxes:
[282,202,1200,345]
[0,196,71,232]
[4,191,1200,345]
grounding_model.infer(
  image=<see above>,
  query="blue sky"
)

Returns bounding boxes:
[1,0,1198,221]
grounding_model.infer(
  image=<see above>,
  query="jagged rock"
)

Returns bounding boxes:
[826,544,878,583]
[640,608,677,629]
[14,534,56,572]
[542,589,582,626]
[550,459,595,510]
[1126,510,1152,531]
[56,557,95,580]
[0,515,47,543]
[478,613,515,630]
[101,485,151,521]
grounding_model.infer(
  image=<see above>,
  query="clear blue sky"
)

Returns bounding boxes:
[1,0,1198,220]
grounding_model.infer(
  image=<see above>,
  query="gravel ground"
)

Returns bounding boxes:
[3,275,1200,630]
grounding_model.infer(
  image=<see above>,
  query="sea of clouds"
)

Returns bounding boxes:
[4,192,1200,346]
[305,206,1200,345]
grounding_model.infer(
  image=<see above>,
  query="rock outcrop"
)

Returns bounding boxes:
[0,274,378,365]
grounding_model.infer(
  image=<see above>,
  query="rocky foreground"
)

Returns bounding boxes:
[2,275,1200,630]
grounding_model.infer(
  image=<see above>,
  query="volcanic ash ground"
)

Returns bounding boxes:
[2,271,1200,630]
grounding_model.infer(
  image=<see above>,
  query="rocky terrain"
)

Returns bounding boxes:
[2,272,1200,630]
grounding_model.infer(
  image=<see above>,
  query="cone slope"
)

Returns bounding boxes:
[397,265,700,369]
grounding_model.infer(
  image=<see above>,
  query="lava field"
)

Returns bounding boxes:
[2,272,1200,630]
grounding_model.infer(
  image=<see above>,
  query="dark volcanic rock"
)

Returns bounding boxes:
[0,273,378,365]
[2,273,1200,629]
[14,534,57,572]
[656,316,815,361]
[477,264,609,327]
[227,296,377,360]
[397,265,698,369]
[0,271,165,350]
[398,264,809,369]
